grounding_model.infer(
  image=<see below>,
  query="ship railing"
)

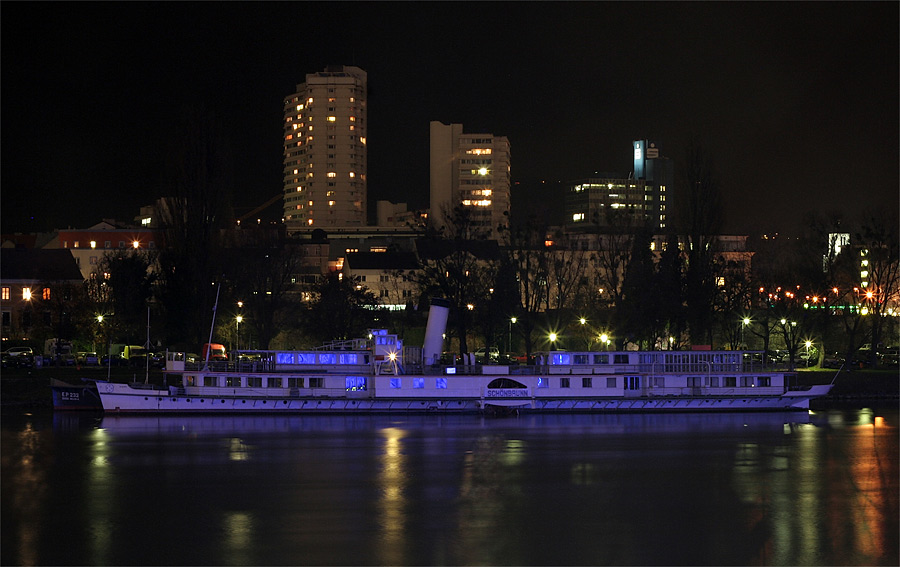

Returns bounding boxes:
[313,338,370,351]
[641,386,786,397]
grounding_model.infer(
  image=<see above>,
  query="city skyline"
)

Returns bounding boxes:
[2,2,897,236]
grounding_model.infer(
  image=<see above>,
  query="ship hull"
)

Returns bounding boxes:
[96,382,831,414]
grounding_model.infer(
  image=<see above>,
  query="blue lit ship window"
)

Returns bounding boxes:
[551,354,571,365]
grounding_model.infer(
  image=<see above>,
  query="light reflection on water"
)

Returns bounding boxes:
[1,410,897,566]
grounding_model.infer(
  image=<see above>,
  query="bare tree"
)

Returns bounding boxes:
[854,208,900,365]
[677,137,723,346]
[416,205,498,356]
[224,228,303,349]
[155,105,233,347]
[504,216,551,357]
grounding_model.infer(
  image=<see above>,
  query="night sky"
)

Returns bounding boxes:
[2,2,897,236]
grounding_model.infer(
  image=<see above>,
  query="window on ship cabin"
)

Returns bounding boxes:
[560,377,570,388]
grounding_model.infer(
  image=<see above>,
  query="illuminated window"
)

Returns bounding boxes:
[1,287,9,300]
[360,137,366,145]
[73,241,80,248]
[327,116,336,122]
[327,172,336,178]
[573,213,585,222]
[42,288,50,300]
[349,172,355,178]
[349,116,356,122]
[22,288,32,301]
[307,98,313,104]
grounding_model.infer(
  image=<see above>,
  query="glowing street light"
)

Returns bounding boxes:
[508,317,517,353]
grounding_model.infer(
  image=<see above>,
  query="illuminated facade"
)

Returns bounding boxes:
[429,121,511,239]
[283,66,367,233]
[565,140,673,232]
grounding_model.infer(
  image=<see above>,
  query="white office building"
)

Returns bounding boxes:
[429,121,510,239]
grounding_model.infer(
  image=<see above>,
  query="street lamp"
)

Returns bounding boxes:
[235,315,243,351]
[508,317,517,353]
[549,332,557,350]
[741,317,750,349]
[600,333,609,351]
[805,340,812,368]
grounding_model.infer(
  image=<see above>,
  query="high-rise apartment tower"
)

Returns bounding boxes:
[429,121,510,239]
[283,66,367,233]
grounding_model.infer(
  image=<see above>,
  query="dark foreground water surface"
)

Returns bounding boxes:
[2,409,897,566]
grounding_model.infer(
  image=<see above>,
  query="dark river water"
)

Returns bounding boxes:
[2,408,897,566]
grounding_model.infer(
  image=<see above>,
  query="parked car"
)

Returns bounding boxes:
[76,351,100,366]
[474,347,500,364]
[4,346,34,357]
[822,352,844,369]
[101,354,127,367]
[2,347,35,368]
[149,352,166,368]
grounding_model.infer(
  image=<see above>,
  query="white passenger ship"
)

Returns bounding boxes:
[96,302,832,414]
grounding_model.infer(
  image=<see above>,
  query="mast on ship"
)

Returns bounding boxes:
[203,282,221,371]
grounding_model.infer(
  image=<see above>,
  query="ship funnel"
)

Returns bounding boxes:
[422,297,450,365]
